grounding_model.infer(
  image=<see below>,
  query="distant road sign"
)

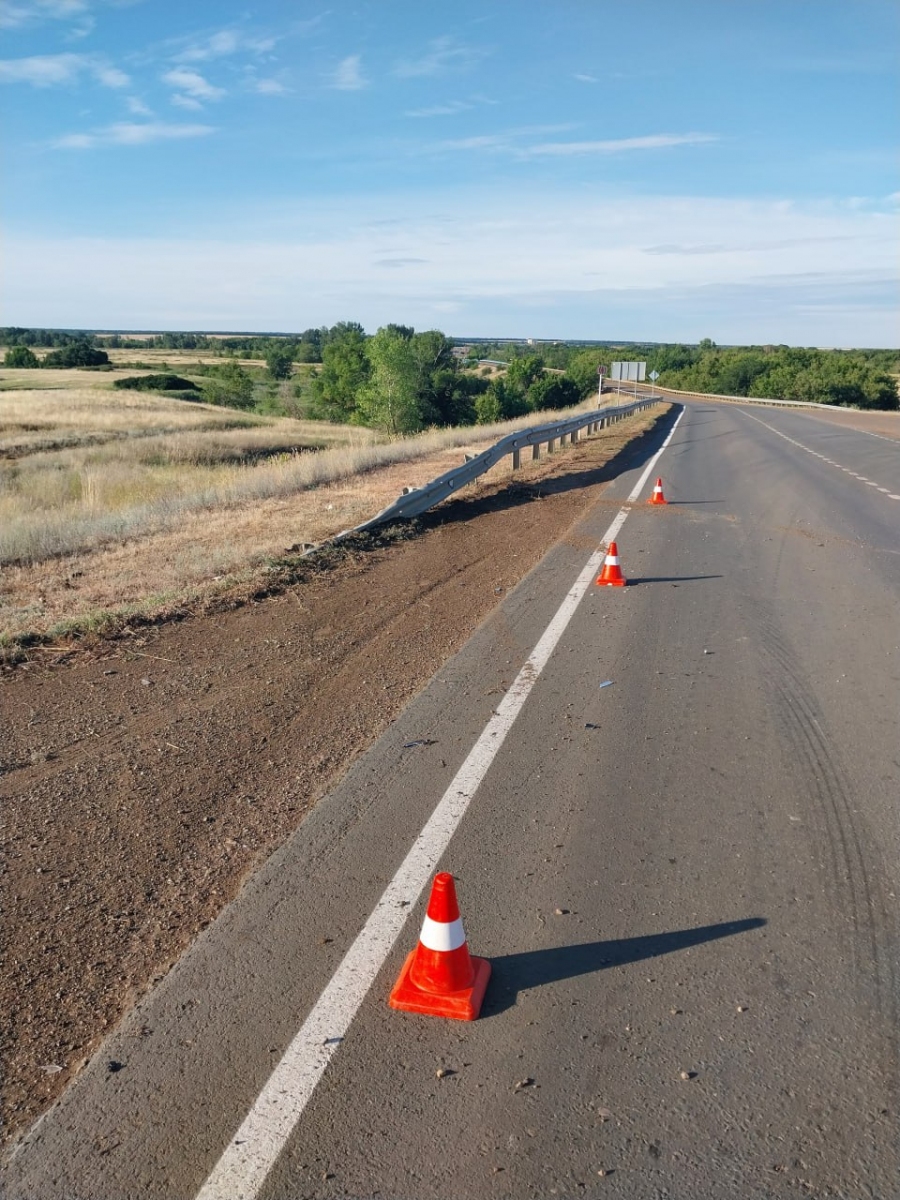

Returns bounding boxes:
[610,361,646,382]
[649,370,660,381]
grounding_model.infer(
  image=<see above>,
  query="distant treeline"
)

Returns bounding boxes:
[3,327,897,414]
[651,340,898,410]
[95,328,339,362]
[490,339,898,410]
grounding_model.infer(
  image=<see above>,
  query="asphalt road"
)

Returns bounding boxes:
[6,399,899,1199]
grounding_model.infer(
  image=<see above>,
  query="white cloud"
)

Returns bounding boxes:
[171,93,203,111]
[0,0,88,29]
[180,30,239,61]
[574,73,598,83]
[0,52,130,88]
[52,121,215,148]
[331,55,366,91]
[94,63,130,88]
[405,100,471,118]
[126,95,153,116]
[394,36,486,78]
[6,192,895,346]
[255,78,289,95]
[0,53,83,85]
[174,29,277,63]
[523,133,719,156]
[163,68,225,101]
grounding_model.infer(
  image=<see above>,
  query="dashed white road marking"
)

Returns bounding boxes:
[740,411,898,501]
[194,412,686,1200]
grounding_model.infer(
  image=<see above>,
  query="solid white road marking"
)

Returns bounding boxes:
[194,410,686,1200]
[740,411,898,500]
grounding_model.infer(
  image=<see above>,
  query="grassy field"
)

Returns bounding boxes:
[0,361,618,649]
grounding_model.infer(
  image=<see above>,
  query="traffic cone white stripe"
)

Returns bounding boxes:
[605,554,619,565]
[419,914,466,952]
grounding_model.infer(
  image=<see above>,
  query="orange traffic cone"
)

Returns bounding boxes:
[389,872,491,1020]
[596,541,627,587]
[649,477,667,505]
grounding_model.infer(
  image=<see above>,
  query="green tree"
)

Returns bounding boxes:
[475,377,528,423]
[266,345,294,380]
[565,350,605,399]
[356,326,422,434]
[505,355,545,393]
[310,325,370,421]
[528,374,580,411]
[203,362,255,409]
[429,368,484,426]
[4,345,39,367]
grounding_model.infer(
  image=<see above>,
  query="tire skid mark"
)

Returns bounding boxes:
[756,611,899,1075]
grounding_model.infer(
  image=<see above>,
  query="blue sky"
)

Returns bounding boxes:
[2,0,898,344]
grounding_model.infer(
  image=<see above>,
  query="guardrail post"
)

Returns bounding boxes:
[532,443,540,461]
[548,437,556,454]
[512,448,521,470]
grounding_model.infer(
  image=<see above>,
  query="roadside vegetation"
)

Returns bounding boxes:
[475,337,899,410]
[0,364,630,652]
[0,361,605,574]
[5,326,897,418]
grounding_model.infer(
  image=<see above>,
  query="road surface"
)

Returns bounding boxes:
[5,399,899,1199]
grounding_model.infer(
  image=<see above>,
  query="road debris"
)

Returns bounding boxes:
[599,680,613,689]
[514,1077,535,1090]
[403,739,437,749]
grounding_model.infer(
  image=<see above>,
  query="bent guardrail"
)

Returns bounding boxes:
[345,394,663,536]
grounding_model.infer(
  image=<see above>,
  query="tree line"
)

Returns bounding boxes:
[4,326,897,415]
[649,341,898,409]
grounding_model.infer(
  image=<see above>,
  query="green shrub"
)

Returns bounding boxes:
[42,341,109,368]
[113,374,200,393]
[4,346,39,368]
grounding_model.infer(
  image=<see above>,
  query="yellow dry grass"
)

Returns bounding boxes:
[1,364,662,646]
[0,385,365,451]
[0,408,662,645]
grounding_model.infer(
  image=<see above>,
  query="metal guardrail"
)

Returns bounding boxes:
[643,384,851,412]
[345,395,662,535]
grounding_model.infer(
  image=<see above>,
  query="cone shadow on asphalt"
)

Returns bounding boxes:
[482,918,766,1016]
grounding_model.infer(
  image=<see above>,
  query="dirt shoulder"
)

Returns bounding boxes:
[0,406,670,1152]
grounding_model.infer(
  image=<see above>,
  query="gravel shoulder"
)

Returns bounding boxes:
[0,407,668,1151]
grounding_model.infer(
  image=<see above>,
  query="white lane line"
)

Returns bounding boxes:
[194,410,686,1200]
[741,411,898,500]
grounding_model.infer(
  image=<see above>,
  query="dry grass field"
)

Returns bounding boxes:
[0,365,613,650]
